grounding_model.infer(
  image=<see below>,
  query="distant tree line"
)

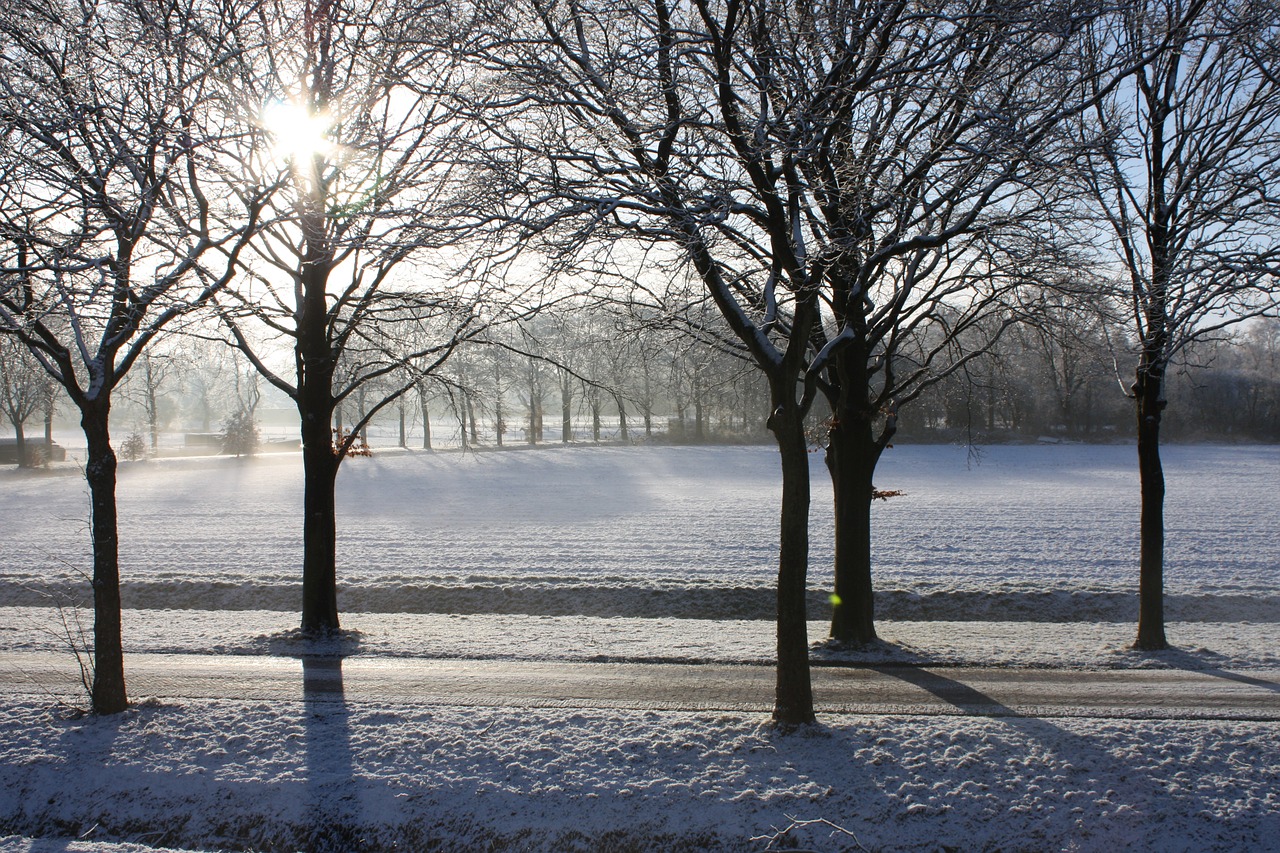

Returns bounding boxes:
[60,307,1277,451]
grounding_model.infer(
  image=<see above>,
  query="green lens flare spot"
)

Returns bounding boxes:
[829,594,842,607]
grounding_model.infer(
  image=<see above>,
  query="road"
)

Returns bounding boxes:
[2,652,1278,720]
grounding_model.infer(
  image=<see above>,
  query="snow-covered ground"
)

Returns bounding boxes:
[2,442,1277,622]
[1,443,1278,851]
[3,697,1278,853]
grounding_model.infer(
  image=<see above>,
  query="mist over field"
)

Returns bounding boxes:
[4,442,1276,624]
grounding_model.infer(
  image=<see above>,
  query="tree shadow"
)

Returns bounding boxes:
[867,664,1023,716]
[811,638,935,667]
[801,664,1190,849]
[301,656,359,852]
[1131,646,1280,694]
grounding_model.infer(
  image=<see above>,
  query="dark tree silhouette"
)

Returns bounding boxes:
[0,0,264,713]
[468,0,1116,724]
[213,0,490,634]
[1078,0,1280,650]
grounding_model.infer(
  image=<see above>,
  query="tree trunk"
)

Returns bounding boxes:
[82,401,127,714]
[297,251,341,634]
[357,388,369,446]
[527,388,538,445]
[822,337,890,646]
[398,403,406,448]
[300,422,341,634]
[561,373,572,443]
[615,394,628,442]
[769,407,816,728]
[420,397,432,451]
[495,399,504,447]
[825,412,884,646]
[1134,366,1168,650]
[144,357,159,452]
[145,390,158,452]
[466,392,479,445]
[11,419,28,469]
[643,372,653,437]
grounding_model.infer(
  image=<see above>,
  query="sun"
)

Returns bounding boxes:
[261,100,334,165]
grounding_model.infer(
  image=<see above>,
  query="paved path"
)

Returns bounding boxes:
[3,652,1278,720]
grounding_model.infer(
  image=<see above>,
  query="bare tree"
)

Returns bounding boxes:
[772,1,1128,648]
[117,350,178,454]
[0,335,48,466]
[1010,285,1118,437]
[1078,0,1280,650]
[0,0,264,713]
[469,0,1117,725]
[213,0,488,634]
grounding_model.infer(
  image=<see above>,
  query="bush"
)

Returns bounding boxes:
[119,432,147,461]
[221,408,260,457]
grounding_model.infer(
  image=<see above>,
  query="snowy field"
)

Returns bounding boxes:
[1,443,1279,852]
[2,442,1278,622]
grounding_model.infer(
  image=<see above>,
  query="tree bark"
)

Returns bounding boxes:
[300,421,341,634]
[1134,364,1168,651]
[769,406,816,728]
[11,420,28,468]
[825,412,884,646]
[822,336,891,646]
[421,399,432,451]
[561,372,572,443]
[82,401,127,714]
[615,394,628,442]
[297,248,341,635]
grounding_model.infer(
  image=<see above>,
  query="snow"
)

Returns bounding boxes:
[4,608,1280,672]
[1,443,1278,851]
[1,701,1277,851]
[3,443,1277,622]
